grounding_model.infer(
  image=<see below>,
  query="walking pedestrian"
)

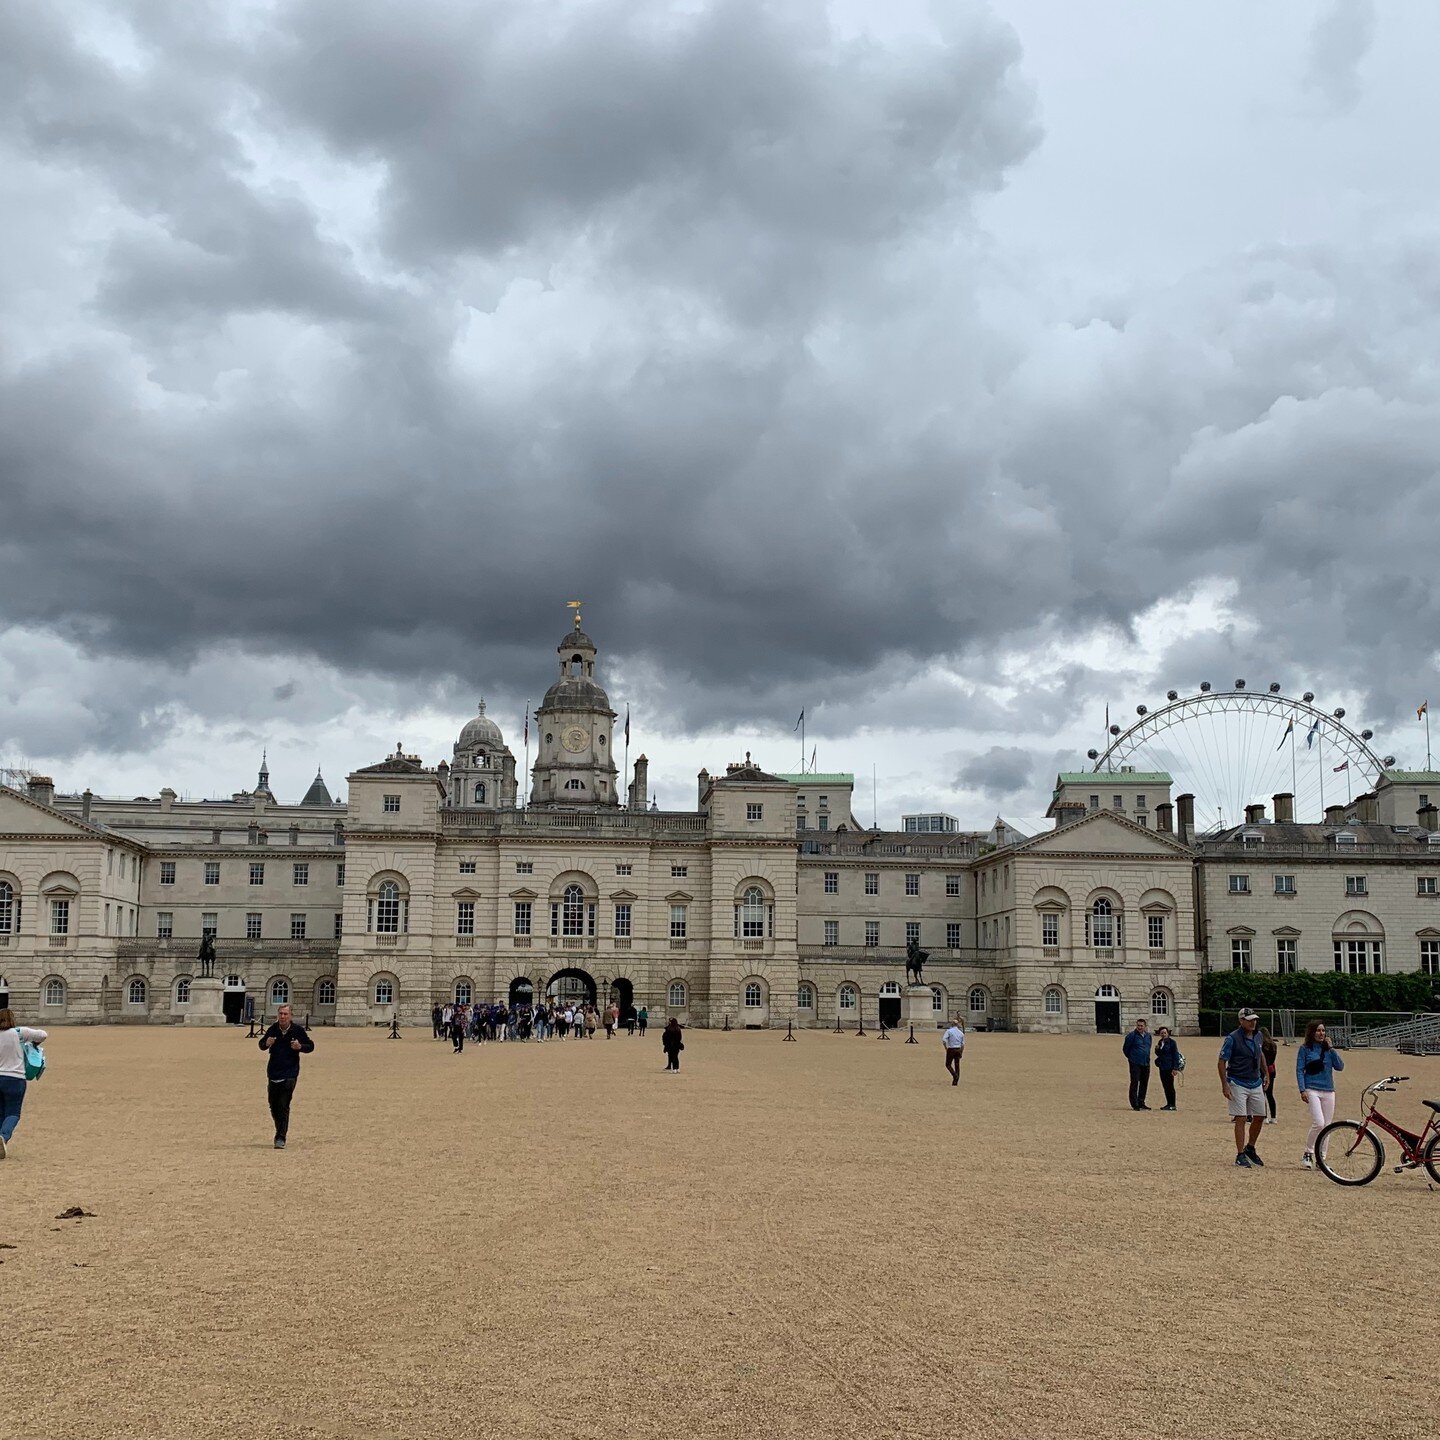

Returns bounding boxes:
[662,1018,684,1072]
[585,1007,598,1039]
[637,1006,649,1037]
[259,1002,315,1150]
[1261,1027,1279,1124]
[1218,1008,1268,1168]
[0,1008,47,1160]
[432,1004,444,1040]
[451,1011,465,1054]
[1296,1020,1345,1170]
[1154,1025,1182,1111]
[1122,1016,1152,1111]
[941,1016,965,1086]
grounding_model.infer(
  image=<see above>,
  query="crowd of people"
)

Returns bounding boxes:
[430,999,651,1051]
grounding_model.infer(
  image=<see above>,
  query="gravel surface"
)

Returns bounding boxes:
[3,1026,1437,1439]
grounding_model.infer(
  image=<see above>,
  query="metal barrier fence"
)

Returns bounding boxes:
[1198,1009,1435,1049]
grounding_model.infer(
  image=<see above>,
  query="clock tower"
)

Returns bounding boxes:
[530,612,620,807]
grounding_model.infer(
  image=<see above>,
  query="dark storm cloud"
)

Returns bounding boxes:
[1,1,1439,771]
[954,745,1033,798]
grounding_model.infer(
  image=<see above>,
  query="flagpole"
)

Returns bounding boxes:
[624,705,630,809]
[523,699,530,809]
[1345,763,1351,803]
[1318,729,1325,814]
[1290,722,1298,806]
[801,712,806,773]
[1427,708,1432,771]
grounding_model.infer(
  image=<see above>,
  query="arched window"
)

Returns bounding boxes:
[175,977,191,1004]
[224,973,243,989]
[1151,988,1171,1017]
[128,977,147,1005]
[455,980,472,1006]
[473,781,487,804]
[375,880,401,934]
[563,778,586,790]
[562,884,586,936]
[1044,987,1065,1015]
[931,986,944,1012]
[797,984,815,1009]
[374,977,394,1005]
[570,653,584,676]
[270,978,289,1006]
[1096,984,1120,999]
[317,978,337,1007]
[838,985,857,1010]
[879,980,901,997]
[668,980,687,1007]
[44,977,66,1007]
[0,880,13,934]
[744,981,763,1008]
[1089,897,1114,948]
[968,986,988,1013]
[740,886,767,938]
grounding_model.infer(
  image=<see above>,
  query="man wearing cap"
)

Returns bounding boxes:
[1218,1008,1268,1168]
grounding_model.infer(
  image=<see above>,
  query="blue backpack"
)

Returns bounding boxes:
[19,1032,45,1082]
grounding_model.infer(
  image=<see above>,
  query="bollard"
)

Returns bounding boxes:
[388,1013,402,1040]
[723,1012,731,1032]
[877,1021,889,1040]
[783,1018,796,1042]
[905,1023,919,1045]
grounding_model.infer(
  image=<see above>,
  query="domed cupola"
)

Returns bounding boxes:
[531,608,619,807]
[449,699,518,810]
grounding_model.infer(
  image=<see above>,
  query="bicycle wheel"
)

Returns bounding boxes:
[1316,1121,1383,1186]
[1423,1131,1440,1185]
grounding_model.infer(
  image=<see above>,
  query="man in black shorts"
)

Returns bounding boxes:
[259,1003,315,1150]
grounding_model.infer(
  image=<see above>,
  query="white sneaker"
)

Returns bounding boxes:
[0,1134,7,1160]
[1301,1152,1313,1169]
[1264,1118,1276,1125]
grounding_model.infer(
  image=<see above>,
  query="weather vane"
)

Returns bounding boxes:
[566,598,583,628]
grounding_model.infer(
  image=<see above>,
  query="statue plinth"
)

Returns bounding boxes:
[185,976,226,1027]
[903,984,935,1031]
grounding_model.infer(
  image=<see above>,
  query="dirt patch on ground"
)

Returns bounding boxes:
[4,1027,1437,1439]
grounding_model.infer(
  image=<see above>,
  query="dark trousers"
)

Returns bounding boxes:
[1265,1077,1277,1120]
[452,1027,464,1053]
[945,1049,962,1085]
[267,1078,297,1141]
[665,1049,680,1071]
[0,1075,27,1142]
[1158,1068,1177,1109]
[1128,1063,1150,1109]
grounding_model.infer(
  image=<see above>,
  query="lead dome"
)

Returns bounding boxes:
[458,700,504,751]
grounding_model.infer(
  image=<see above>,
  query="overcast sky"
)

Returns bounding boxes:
[3,0,1438,831]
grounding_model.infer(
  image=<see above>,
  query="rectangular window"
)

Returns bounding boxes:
[246,912,262,940]
[250,863,265,886]
[864,920,879,947]
[671,865,688,878]
[818,814,828,830]
[337,864,346,886]
[1422,939,1440,975]
[1228,875,1250,894]
[614,903,632,938]
[1041,913,1059,948]
[290,913,307,941]
[1419,876,1437,896]
[456,902,475,936]
[516,862,533,875]
[905,873,920,896]
[823,871,838,894]
[616,863,632,876]
[513,901,532,935]
[818,795,828,808]
[746,803,763,821]
[293,863,309,886]
[1333,938,1383,974]
[50,899,70,935]
[204,862,220,886]
[1088,795,1099,809]
[1274,874,1296,895]
[1231,937,1252,972]
[333,912,343,939]
[1112,795,1123,810]
[459,861,476,875]
[796,817,807,830]
[156,912,173,939]
[670,905,688,939]
[1147,915,1165,951]
[823,920,838,946]
[864,872,879,896]
[1136,795,1147,809]
[159,862,176,885]
[1277,937,1297,974]
[905,921,921,947]
[947,921,963,948]
[1345,875,1367,896]
[945,875,961,896]
[202,912,217,940]
[382,794,400,813]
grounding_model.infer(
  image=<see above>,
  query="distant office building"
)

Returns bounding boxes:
[904,813,958,834]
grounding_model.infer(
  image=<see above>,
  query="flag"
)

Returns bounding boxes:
[810,745,817,769]
[794,709,804,731]
[1275,717,1293,751]
[1333,761,1349,773]
[523,704,529,746]
[624,706,630,745]
[1306,720,1320,750]
[1420,701,1429,720]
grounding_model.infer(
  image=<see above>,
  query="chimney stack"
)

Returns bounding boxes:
[26,775,55,807]
[1273,792,1294,824]
[629,754,650,810]
[1420,804,1438,834]
[698,767,711,810]
[1154,800,1174,833]
[1357,792,1379,825]
[1176,793,1195,844]
[1054,801,1085,828]
[159,787,176,813]
[1324,804,1346,824]
[1244,803,1265,825]
[81,788,93,823]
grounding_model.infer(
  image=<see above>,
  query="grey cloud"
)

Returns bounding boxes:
[954,745,1033,798]
[1302,0,1376,115]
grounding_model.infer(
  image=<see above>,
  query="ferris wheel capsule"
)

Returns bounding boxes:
[1269,682,1281,693]
[1166,690,1178,701]
[1303,691,1315,702]
[1109,725,1120,736]
[1136,705,1148,716]
[1361,729,1373,740]
[1333,707,1345,719]
[1087,749,1099,760]
[1235,679,1246,689]
[1200,681,1211,692]
[1384,755,1396,767]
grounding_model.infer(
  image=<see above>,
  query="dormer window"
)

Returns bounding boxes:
[1241,831,1263,847]
[1335,831,1357,847]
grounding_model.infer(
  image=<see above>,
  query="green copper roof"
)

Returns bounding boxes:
[1379,770,1440,783]
[1054,772,1172,786]
[775,773,854,785]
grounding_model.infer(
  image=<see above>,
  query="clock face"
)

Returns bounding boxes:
[561,725,589,754]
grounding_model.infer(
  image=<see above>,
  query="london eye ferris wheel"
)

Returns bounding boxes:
[1087,683,1394,831]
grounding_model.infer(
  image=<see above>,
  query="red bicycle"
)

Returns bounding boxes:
[1315,1076,1440,1186]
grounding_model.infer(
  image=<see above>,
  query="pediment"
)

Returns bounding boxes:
[610,888,639,902]
[1271,925,1301,937]
[451,886,483,900]
[0,788,110,841]
[1225,924,1257,937]
[666,889,694,903]
[508,886,539,900]
[1017,809,1192,859]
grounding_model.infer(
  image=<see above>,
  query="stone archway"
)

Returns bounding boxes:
[609,976,635,1021]
[547,968,597,1008]
[509,976,535,1007]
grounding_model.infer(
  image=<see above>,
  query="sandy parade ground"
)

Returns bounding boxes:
[3,1025,1438,1440]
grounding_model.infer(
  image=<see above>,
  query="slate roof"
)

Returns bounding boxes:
[300,770,333,805]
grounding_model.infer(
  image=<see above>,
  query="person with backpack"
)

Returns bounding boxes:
[1154,1025,1183,1111]
[0,1008,47,1159]
[1296,1020,1345,1170]
[662,1018,685,1072]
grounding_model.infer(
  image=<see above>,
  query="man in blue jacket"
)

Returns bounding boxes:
[259,1003,315,1150]
[1218,1008,1268,1168]
[1121,1017,1152,1110]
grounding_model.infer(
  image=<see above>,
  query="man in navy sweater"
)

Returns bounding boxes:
[1122,1017,1152,1111]
[259,1003,315,1150]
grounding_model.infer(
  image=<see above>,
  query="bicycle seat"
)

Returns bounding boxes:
[1424,1099,1440,1113]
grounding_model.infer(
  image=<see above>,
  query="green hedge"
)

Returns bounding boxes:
[1200,971,1439,1013]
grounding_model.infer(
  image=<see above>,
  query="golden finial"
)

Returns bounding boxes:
[566,599,583,628]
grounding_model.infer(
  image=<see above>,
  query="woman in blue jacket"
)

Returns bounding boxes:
[1154,1026,1182,1111]
[1296,1019,1344,1169]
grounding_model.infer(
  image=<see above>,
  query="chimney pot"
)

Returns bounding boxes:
[1244,803,1265,824]
[1272,792,1294,824]
[1155,801,1174,833]
[1176,793,1196,844]
[26,775,56,807]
